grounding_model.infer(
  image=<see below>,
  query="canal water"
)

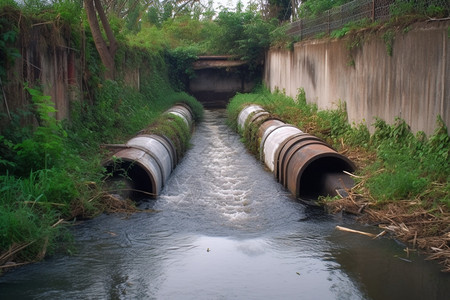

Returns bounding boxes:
[1,109,449,299]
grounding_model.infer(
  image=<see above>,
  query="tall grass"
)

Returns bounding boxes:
[0,62,203,270]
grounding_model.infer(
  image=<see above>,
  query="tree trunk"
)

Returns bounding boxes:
[84,0,117,80]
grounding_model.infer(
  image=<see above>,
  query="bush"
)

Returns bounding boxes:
[165,46,199,91]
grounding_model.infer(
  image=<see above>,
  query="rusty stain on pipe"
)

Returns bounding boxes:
[237,104,356,200]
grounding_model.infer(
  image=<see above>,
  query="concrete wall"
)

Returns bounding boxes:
[264,21,450,136]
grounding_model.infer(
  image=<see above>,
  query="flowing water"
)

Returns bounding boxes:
[1,109,449,299]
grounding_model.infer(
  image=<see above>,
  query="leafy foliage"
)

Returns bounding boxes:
[266,0,292,22]
[365,116,449,205]
[0,9,20,81]
[299,0,354,18]
[209,8,277,67]
[390,0,449,18]
[165,46,199,91]
[0,5,205,264]
[13,85,68,173]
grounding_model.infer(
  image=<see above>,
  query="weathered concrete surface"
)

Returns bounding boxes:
[264,21,450,135]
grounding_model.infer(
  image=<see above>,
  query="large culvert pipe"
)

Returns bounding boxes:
[104,103,195,199]
[260,124,303,172]
[166,103,194,129]
[104,146,164,198]
[236,104,356,200]
[282,136,355,199]
[237,104,265,131]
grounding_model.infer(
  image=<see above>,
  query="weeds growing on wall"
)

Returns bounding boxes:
[165,46,199,91]
[227,88,450,209]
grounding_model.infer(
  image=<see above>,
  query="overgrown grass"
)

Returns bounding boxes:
[227,88,450,209]
[0,59,203,271]
[365,117,449,206]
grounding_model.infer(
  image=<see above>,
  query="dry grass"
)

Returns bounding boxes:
[324,172,450,272]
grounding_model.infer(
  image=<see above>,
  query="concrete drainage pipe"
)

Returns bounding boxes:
[237,104,356,200]
[104,103,195,199]
[166,103,194,129]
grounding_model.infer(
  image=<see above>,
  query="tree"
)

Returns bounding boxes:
[298,0,353,18]
[268,0,292,22]
[84,0,118,80]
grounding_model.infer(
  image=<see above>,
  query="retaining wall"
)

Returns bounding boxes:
[0,23,142,128]
[264,21,450,135]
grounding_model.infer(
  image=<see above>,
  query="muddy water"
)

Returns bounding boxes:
[1,110,449,299]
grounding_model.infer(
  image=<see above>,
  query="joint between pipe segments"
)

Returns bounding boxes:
[242,109,266,129]
[282,139,328,188]
[125,144,167,187]
[243,109,266,130]
[259,124,298,162]
[273,132,307,181]
[175,102,194,120]
[247,111,270,127]
[138,134,177,171]
[237,105,265,130]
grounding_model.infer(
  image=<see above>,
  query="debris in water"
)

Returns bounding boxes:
[336,225,377,238]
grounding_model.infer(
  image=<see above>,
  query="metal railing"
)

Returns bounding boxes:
[287,0,450,39]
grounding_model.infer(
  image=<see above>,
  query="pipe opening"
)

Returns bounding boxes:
[298,156,355,199]
[105,160,155,200]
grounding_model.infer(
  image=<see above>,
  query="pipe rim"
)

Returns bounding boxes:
[281,139,328,187]
[294,152,356,198]
[104,156,160,198]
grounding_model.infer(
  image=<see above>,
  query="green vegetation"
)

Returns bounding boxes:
[299,0,354,18]
[227,88,450,209]
[0,81,201,268]
[1,0,448,272]
[299,0,449,59]
[0,2,206,269]
[0,3,19,83]
[390,0,448,18]
[366,117,449,205]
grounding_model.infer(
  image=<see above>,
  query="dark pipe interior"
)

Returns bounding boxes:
[189,91,235,108]
[298,156,354,199]
[105,161,154,199]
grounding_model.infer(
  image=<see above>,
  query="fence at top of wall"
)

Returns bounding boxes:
[288,0,450,39]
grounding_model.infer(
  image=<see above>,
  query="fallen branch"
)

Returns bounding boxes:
[336,225,377,238]
[343,170,363,178]
[51,218,65,228]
